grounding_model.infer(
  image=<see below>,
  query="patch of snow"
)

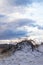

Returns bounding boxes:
[0,41,43,65]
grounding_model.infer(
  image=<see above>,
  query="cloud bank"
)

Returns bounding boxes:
[0,0,43,40]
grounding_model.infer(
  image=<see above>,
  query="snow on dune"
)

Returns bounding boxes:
[0,39,43,65]
[0,37,43,65]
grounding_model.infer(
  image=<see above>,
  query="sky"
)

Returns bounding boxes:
[0,0,43,40]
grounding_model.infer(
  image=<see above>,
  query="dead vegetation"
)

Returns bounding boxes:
[0,39,43,55]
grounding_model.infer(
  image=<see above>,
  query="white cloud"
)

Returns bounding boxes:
[0,0,43,40]
[0,0,43,26]
[22,3,43,26]
[17,25,43,41]
[3,2,43,26]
